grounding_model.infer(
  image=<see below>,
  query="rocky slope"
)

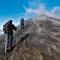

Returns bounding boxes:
[0,16,60,60]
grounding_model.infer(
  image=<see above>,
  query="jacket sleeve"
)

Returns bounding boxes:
[12,24,17,30]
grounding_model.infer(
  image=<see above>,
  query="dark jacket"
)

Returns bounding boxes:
[3,20,17,35]
[20,19,24,25]
[7,24,17,35]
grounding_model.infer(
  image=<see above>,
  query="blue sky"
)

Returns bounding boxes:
[0,0,60,29]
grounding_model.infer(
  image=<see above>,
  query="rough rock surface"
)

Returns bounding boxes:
[0,16,60,60]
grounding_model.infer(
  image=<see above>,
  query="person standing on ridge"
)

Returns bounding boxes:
[20,18,25,31]
[3,20,17,53]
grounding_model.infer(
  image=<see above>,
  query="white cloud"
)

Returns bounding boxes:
[23,3,45,15]
[51,6,60,17]
[51,6,60,13]
[23,1,60,19]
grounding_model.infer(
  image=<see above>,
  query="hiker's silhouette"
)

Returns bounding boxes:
[20,18,24,31]
[3,20,17,53]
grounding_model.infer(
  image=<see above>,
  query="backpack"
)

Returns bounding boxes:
[3,21,10,34]
[3,25,8,33]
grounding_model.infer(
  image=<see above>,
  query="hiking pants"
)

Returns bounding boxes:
[5,34,13,52]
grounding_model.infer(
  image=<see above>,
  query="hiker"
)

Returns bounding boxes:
[20,18,24,30]
[3,20,17,53]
